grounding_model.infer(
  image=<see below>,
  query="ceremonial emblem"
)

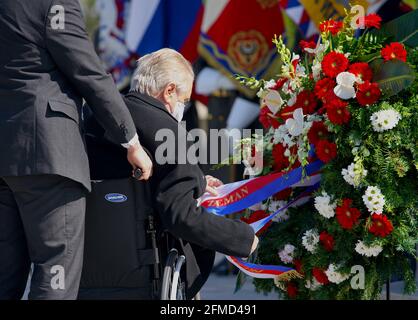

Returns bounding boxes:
[227,30,268,73]
[257,0,279,9]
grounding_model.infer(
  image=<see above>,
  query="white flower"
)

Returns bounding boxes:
[262,89,284,114]
[325,264,350,284]
[334,72,357,100]
[370,109,401,132]
[314,192,336,219]
[269,200,290,222]
[341,163,368,187]
[362,186,385,214]
[302,229,319,253]
[305,278,322,291]
[355,240,383,257]
[278,244,296,264]
[265,79,277,89]
[311,60,322,80]
[285,108,304,137]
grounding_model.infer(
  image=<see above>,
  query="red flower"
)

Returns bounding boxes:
[312,268,329,285]
[361,13,382,29]
[319,231,335,252]
[327,105,351,125]
[279,104,299,121]
[336,199,361,230]
[293,259,303,274]
[287,282,298,298]
[272,77,288,90]
[241,210,272,236]
[316,140,337,163]
[348,62,373,82]
[299,40,316,52]
[356,81,381,106]
[314,78,336,100]
[322,52,349,78]
[381,42,407,62]
[369,214,393,238]
[294,90,318,114]
[307,121,329,146]
[272,143,290,172]
[319,20,343,35]
[259,106,281,129]
[273,188,293,201]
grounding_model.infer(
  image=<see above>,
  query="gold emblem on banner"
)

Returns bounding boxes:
[227,30,268,73]
[257,0,279,9]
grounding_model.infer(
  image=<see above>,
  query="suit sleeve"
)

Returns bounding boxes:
[44,0,136,144]
[155,165,255,258]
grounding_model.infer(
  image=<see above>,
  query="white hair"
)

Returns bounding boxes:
[130,48,194,97]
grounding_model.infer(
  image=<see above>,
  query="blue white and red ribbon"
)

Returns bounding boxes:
[199,161,323,281]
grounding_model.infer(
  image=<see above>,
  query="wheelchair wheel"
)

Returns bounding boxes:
[160,249,186,300]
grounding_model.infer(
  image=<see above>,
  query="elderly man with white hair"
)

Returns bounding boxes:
[83,48,258,299]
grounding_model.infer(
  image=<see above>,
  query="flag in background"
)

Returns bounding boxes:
[198,0,285,98]
[96,0,203,90]
[279,0,318,39]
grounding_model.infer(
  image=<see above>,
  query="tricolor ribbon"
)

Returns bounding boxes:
[199,160,323,281]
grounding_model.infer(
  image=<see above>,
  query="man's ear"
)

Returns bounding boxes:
[162,83,176,105]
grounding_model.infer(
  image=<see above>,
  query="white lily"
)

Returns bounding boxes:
[334,71,357,100]
[285,108,304,137]
[262,89,283,114]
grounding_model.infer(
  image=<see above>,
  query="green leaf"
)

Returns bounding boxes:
[372,9,418,47]
[372,60,416,97]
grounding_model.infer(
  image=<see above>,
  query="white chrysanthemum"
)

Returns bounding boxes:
[355,240,383,257]
[370,109,401,132]
[325,264,350,284]
[278,244,296,264]
[314,192,336,219]
[269,200,289,223]
[341,163,368,187]
[305,278,322,291]
[362,186,385,214]
[302,229,319,253]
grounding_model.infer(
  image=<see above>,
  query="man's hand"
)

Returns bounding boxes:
[205,175,223,196]
[127,143,153,180]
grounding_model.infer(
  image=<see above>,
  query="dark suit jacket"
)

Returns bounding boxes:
[0,0,136,191]
[83,91,255,298]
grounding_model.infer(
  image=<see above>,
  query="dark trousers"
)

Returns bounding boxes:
[0,175,86,300]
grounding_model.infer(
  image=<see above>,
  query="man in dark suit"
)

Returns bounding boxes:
[0,0,153,300]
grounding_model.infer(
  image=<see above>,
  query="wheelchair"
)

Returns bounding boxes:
[78,134,190,300]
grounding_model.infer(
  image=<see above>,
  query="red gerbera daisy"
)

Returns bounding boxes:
[319,20,343,35]
[307,121,329,146]
[358,13,382,29]
[312,268,329,285]
[259,106,281,129]
[272,143,290,172]
[348,62,373,82]
[294,90,318,114]
[336,199,361,230]
[327,105,351,125]
[287,282,298,298]
[316,140,337,163]
[356,81,381,106]
[314,78,336,100]
[319,231,335,252]
[322,51,349,78]
[369,214,393,238]
[381,42,407,62]
[241,210,272,236]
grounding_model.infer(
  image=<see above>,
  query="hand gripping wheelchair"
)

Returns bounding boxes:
[77,135,191,300]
